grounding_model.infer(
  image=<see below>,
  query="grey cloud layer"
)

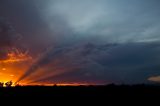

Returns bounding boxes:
[25,42,160,84]
[2,0,160,46]
[0,18,18,47]
[0,17,23,60]
[39,0,160,43]
[1,0,160,84]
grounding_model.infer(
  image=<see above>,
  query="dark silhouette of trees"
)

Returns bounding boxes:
[5,80,13,87]
[53,84,57,87]
[0,82,4,87]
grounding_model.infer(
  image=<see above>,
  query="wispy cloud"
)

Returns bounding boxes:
[148,76,160,83]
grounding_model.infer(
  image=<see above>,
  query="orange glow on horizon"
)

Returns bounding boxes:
[0,48,100,86]
[0,48,33,84]
[12,82,92,87]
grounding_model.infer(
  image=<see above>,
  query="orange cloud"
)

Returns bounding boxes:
[148,76,160,83]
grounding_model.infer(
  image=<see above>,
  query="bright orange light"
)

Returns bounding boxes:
[10,75,14,77]
[2,68,6,71]
[0,48,98,86]
[0,48,33,85]
[15,83,91,87]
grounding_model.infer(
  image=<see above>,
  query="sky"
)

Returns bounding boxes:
[0,0,160,85]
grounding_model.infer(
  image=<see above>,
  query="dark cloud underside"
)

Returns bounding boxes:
[0,0,160,84]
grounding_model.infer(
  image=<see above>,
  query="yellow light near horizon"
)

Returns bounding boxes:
[0,73,14,82]
[0,48,33,85]
[0,61,32,85]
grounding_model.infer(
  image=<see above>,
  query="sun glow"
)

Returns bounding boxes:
[0,48,33,85]
[0,48,94,87]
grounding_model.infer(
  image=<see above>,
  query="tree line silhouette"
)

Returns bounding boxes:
[0,81,13,87]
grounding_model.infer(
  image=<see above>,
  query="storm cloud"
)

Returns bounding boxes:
[39,0,160,43]
[0,17,23,60]
[1,0,160,84]
[0,18,19,47]
[18,42,160,84]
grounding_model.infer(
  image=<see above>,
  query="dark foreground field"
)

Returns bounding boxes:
[0,84,160,98]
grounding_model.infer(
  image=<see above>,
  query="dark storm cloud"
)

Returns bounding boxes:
[21,42,160,84]
[1,0,160,84]
[3,0,160,48]
[39,0,160,43]
[0,18,16,47]
[0,17,22,60]
[34,0,160,84]
[1,0,160,45]
[0,0,56,56]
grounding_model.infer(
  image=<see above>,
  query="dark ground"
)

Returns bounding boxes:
[0,84,160,97]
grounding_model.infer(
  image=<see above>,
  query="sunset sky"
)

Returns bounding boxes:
[0,0,160,85]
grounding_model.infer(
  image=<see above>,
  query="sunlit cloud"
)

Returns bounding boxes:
[148,76,160,83]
